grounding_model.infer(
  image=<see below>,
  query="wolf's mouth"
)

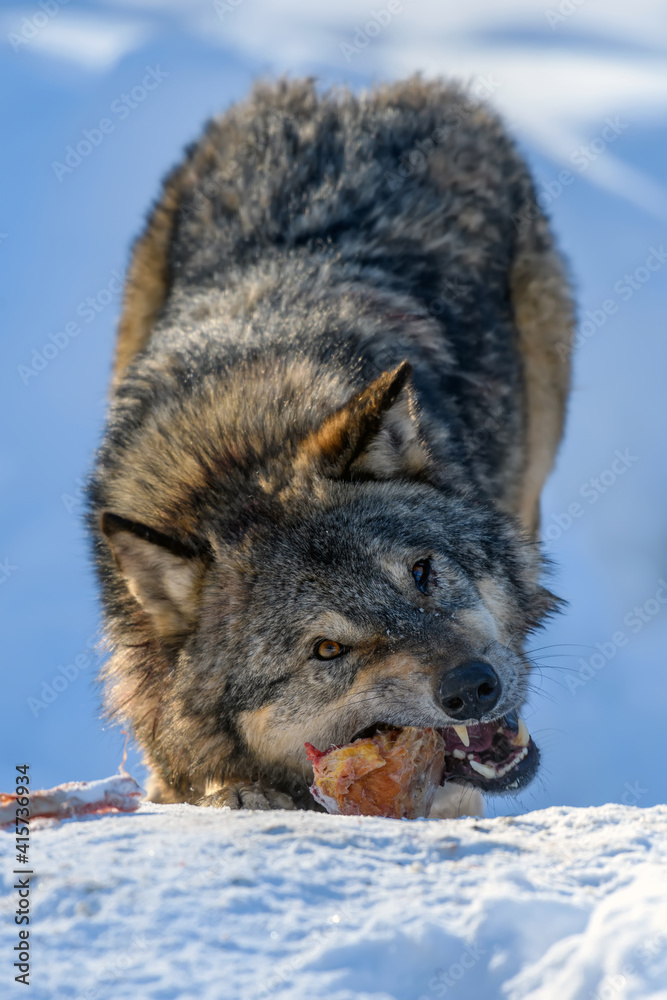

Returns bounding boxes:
[438,711,538,792]
[349,711,538,793]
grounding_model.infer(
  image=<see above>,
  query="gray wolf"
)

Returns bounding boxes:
[87,77,574,814]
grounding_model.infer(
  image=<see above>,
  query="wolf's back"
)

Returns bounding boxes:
[107,74,573,545]
[114,76,538,379]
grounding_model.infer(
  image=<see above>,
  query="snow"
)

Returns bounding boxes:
[3,804,666,999]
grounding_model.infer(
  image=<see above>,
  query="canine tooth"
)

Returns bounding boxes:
[513,718,530,748]
[469,759,496,779]
[453,725,470,747]
[452,749,466,760]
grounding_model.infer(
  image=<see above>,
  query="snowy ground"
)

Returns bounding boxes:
[2,803,667,1000]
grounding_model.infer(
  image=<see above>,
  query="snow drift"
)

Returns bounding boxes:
[2,803,666,1000]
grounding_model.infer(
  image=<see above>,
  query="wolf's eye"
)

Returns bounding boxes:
[412,558,431,593]
[315,640,347,660]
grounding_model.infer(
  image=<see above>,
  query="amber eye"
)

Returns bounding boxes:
[315,640,347,660]
[412,558,431,594]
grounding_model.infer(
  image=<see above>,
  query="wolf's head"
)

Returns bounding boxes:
[97,362,558,801]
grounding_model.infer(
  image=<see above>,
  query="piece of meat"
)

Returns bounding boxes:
[0,774,145,826]
[305,726,446,819]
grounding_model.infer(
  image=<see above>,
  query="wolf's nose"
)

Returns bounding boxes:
[439,661,501,720]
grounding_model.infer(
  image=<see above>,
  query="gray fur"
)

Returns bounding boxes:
[87,77,573,809]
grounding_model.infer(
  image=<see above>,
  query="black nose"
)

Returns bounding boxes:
[439,661,501,720]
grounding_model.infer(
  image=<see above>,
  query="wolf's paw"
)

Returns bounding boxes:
[197,781,297,811]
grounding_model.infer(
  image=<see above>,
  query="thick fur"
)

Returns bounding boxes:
[88,77,574,811]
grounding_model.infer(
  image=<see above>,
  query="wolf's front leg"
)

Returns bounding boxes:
[429,783,484,819]
[198,780,297,811]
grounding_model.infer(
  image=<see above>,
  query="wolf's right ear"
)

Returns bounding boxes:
[100,512,206,638]
[295,361,432,481]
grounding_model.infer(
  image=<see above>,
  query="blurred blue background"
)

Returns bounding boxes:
[2,0,666,815]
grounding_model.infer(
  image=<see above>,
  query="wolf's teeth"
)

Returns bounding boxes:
[497,747,529,777]
[467,746,530,781]
[512,718,530,748]
[453,725,470,747]
[469,759,496,779]
[452,749,467,760]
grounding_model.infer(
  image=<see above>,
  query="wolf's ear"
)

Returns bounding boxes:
[296,361,431,481]
[100,513,206,638]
